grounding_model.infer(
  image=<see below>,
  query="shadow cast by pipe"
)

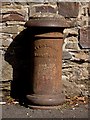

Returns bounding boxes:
[4,28,34,106]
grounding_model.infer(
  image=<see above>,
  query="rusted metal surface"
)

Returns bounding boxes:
[25,18,65,107]
[80,27,90,48]
[25,17,71,28]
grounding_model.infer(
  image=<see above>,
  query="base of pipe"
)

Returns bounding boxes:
[27,104,64,110]
[26,93,65,107]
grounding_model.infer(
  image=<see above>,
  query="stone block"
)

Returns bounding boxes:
[71,51,89,62]
[2,14,25,22]
[2,37,13,47]
[2,2,11,6]
[6,21,25,26]
[62,79,82,97]
[29,4,57,17]
[89,3,90,15]
[2,52,13,81]
[57,2,79,18]
[1,26,18,34]
[1,7,28,22]
[65,42,80,50]
[64,37,79,43]
[80,27,90,48]
[63,28,78,37]
[35,5,56,13]
[62,51,72,60]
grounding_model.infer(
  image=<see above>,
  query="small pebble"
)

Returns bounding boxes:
[72,108,75,110]
[13,101,19,104]
[75,103,79,106]
[0,102,6,105]
[61,110,63,113]
[26,112,29,116]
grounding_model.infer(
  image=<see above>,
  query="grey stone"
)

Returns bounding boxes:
[62,79,82,97]
[65,43,80,50]
[62,51,72,60]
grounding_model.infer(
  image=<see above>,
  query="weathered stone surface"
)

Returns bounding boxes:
[2,62,13,81]
[64,37,79,43]
[0,15,2,23]
[62,63,89,97]
[0,50,2,81]
[89,17,90,25]
[80,27,90,48]
[35,5,56,13]
[1,26,18,34]
[62,64,89,84]
[2,37,13,47]
[2,7,28,21]
[2,52,13,81]
[0,90,4,98]
[62,78,82,97]
[63,37,80,51]
[63,28,78,37]
[2,14,25,22]
[17,26,25,32]
[0,23,6,26]
[65,42,80,50]
[2,2,11,6]
[71,51,89,62]
[57,2,79,18]
[62,51,72,60]
[29,4,57,17]
[89,3,90,15]
[29,4,56,16]
[6,21,25,26]
[5,11,23,15]
[2,81,11,91]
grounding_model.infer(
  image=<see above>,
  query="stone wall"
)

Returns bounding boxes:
[0,2,90,100]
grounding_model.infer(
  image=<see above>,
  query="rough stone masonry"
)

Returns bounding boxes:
[0,2,90,101]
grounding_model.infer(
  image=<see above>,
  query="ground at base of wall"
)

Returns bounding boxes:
[2,102,89,118]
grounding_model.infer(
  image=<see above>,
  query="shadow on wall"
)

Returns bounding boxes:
[4,28,35,105]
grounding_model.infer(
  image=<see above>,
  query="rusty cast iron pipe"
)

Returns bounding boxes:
[25,17,70,108]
